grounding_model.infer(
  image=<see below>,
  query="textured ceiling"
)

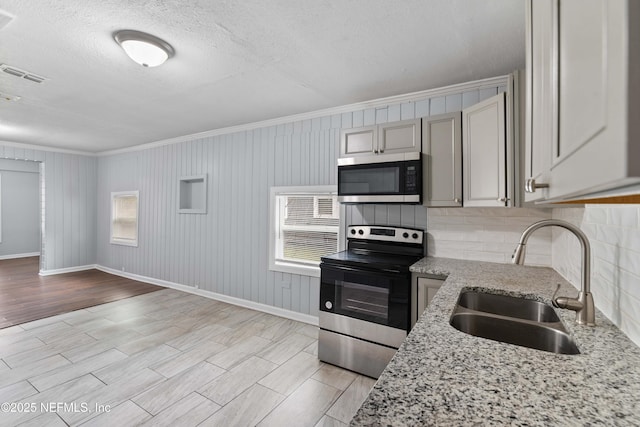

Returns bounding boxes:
[0,0,525,153]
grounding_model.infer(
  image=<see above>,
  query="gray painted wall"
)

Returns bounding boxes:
[0,159,40,173]
[0,146,97,271]
[0,160,40,257]
[97,83,507,316]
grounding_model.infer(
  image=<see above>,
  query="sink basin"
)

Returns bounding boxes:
[450,312,580,355]
[450,290,580,355]
[457,291,560,322]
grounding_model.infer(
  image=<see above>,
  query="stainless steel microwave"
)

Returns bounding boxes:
[337,152,422,204]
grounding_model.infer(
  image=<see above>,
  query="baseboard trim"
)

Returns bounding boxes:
[95,265,319,326]
[39,264,98,276]
[0,252,40,261]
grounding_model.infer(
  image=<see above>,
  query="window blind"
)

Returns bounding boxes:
[275,193,339,265]
[111,192,138,245]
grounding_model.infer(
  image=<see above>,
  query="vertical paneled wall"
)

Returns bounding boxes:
[97,123,339,316]
[97,81,508,317]
[0,145,97,271]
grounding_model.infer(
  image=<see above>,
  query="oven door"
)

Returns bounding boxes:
[319,263,410,331]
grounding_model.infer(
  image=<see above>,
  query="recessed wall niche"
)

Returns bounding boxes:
[178,174,207,214]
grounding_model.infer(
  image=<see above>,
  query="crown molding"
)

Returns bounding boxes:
[98,74,510,156]
[0,140,95,157]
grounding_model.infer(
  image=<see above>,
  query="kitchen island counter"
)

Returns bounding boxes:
[351,257,640,426]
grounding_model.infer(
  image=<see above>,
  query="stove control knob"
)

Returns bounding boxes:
[402,232,409,238]
[358,229,364,235]
[412,233,419,239]
[350,229,356,235]
[325,301,333,310]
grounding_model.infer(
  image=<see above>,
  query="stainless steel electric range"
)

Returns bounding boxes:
[318,225,425,378]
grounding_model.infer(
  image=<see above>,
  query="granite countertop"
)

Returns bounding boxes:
[351,257,640,426]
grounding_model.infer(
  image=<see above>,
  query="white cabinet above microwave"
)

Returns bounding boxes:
[340,119,421,158]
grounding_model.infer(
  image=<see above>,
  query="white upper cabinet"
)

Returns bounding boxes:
[525,0,640,202]
[378,120,421,155]
[340,119,420,158]
[462,93,509,207]
[340,126,377,157]
[422,112,462,207]
[524,0,555,202]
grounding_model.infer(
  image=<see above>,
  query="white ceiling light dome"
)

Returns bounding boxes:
[114,30,174,67]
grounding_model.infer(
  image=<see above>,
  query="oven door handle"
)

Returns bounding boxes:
[321,263,405,276]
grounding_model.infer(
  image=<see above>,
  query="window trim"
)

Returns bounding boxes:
[110,190,139,247]
[269,185,341,277]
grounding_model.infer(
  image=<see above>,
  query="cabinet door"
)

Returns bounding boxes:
[549,0,633,199]
[378,119,421,155]
[411,277,444,328]
[340,126,376,158]
[422,112,462,207]
[524,0,555,202]
[462,93,507,207]
[525,0,639,202]
[557,0,607,165]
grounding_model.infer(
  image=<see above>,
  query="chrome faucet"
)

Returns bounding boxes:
[512,219,595,326]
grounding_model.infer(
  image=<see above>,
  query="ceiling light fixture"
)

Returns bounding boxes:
[114,30,174,68]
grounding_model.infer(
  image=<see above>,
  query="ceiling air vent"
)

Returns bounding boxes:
[0,64,48,83]
[1,65,25,77]
[23,74,46,83]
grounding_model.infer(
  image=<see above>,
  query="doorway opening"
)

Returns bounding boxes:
[0,158,43,266]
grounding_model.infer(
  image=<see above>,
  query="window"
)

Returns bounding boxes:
[110,191,139,247]
[269,186,340,277]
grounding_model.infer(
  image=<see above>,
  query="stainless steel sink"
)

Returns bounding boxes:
[450,290,580,355]
[457,291,560,322]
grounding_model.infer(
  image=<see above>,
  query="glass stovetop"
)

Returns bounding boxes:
[321,249,422,272]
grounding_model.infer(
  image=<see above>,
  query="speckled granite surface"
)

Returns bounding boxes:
[351,257,640,426]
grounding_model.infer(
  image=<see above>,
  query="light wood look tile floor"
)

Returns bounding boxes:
[0,289,376,426]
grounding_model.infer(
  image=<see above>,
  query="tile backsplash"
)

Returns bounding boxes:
[552,205,640,346]
[426,208,553,266]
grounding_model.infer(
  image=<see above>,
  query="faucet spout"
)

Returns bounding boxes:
[512,219,595,326]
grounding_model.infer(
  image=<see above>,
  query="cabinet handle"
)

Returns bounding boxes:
[373,149,379,154]
[453,198,461,204]
[525,178,549,193]
[497,197,510,203]
[379,149,384,153]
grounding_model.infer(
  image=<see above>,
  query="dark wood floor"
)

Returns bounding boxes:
[0,257,162,329]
